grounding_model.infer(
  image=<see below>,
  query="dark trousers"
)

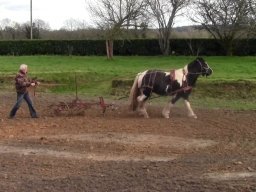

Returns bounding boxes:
[9,92,37,118]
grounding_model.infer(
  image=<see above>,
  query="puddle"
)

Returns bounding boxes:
[203,172,256,181]
[0,133,217,162]
[0,145,176,162]
[42,133,217,149]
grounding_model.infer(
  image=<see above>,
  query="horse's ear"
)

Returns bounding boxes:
[196,57,205,62]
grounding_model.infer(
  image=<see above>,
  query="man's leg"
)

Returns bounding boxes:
[23,92,38,118]
[9,93,24,118]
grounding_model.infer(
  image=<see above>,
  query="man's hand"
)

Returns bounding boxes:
[31,81,40,87]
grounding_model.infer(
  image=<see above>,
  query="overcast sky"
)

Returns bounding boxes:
[0,0,191,30]
[0,0,91,29]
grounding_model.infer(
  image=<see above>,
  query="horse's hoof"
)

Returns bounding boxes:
[162,111,170,119]
[188,114,197,119]
[162,114,170,119]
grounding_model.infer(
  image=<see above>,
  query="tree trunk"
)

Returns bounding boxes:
[226,47,233,56]
[158,29,170,56]
[106,40,114,59]
[223,40,233,56]
[163,40,170,56]
[109,40,113,58]
[159,37,170,56]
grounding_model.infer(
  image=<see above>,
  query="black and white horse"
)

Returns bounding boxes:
[129,57,213,118]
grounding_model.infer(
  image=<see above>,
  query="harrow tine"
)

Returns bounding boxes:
[99,97,107,114]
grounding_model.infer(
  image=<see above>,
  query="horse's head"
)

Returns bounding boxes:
[188,57,213,77]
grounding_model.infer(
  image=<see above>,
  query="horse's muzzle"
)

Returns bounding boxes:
[205,68,213,76]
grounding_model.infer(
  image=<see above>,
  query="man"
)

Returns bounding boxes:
[9,64,39,119]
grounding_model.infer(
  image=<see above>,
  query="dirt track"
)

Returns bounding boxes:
[0,91,256,192]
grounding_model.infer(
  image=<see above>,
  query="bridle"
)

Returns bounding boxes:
[185,59,212,76]
[196,59,212,75]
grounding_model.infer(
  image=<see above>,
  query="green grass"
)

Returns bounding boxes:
[0,55,255,80]
[0,55,255,110]
[191,97,256,110]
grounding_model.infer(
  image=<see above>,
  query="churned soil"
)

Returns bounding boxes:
[0,91,255,192]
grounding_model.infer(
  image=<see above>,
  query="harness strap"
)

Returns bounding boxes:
[142,71,157,89]
[170,70,175,81]
[182,68,188,88]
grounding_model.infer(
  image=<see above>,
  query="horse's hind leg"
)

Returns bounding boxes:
[137,95,149,118]
[139,102,149,119]
[162,102,174,119]
[137,89,149,118]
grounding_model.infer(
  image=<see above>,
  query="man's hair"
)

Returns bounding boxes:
[20,64,28,72]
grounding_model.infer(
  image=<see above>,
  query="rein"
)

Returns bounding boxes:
[144,84,192,101]
[167,85,192,96]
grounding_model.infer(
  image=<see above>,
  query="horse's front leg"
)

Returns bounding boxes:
[184,99,197,119]
[162,95,180,119]
[162,101,173,119]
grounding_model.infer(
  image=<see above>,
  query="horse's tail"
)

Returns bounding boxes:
[129,74,140,111]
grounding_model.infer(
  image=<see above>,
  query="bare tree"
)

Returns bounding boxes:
[248,0,256,36]
[34,19,50,31]
[22,23,37,39]
[191,0,251,55]
[146,0,190,55]
[4,26,16,39]
[20,19,50,39]
[63,18,80,31]
[34,19,50,38]
[0,19,23,39]
[0,18,12,29]
[0,19,13,39]
[87,0,146,59]
[248,0,256,15]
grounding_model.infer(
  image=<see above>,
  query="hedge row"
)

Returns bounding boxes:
[0,39,255,56]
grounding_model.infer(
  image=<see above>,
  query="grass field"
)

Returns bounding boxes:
[0,55,255,110]
[0,56,255,79]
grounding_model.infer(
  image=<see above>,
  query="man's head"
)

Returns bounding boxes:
[20,64,28,73]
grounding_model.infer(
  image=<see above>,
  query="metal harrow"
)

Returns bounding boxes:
[49,96,117,116]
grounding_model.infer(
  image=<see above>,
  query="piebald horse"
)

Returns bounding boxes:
[129,57,213,118]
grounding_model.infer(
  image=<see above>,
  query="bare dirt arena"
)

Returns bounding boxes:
[0,91,255,192]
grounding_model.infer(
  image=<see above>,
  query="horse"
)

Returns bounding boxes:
[129,57,213,118]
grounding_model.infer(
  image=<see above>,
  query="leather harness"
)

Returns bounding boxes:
[168,69,192,95]
[141,69,192,96]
